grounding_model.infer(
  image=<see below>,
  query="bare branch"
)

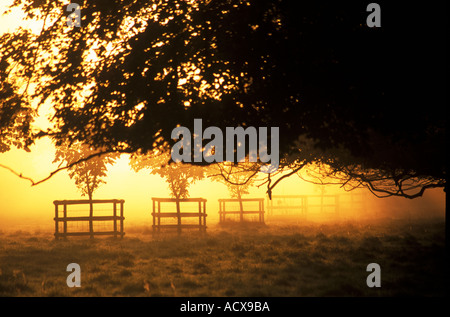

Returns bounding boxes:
[0,163,37,184]
[208,169,259,187]
[0,149,129,186]
[266,160,308,198]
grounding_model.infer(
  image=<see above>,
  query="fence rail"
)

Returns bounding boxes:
[267,192,367,218]
[267,194,339,217]
[151,198,207,232]
[53,199,125,239]
[219,198,265,223]
[267,195,308,216]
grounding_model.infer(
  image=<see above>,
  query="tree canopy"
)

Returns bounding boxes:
[0,0,446,199]
[208,162,258,200]
[53,141,119,200]
[0,80,33,153]
[130,151,204,199]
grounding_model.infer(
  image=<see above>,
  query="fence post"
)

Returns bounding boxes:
[239,198,244,222]
[120,200,124,238]
[176,199,181,234]
[223,200,226,222]
[198,201,202,230]
[258,199,261,222]
[260,199,264,223]
[152,198,156,233]
[157,201,161,233]
[54,202,59,240]
[63,202,67,239]
[203,200,207,231]
[269,197,273,216]
[89,200,94,239]
[113,201,117,238]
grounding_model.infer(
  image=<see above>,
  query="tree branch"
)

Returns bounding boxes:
[208,164,259,187]
[0,149,130,186]
[266,161,308,198]
[21,2,52,98]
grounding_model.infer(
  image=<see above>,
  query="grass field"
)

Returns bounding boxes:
[0,217,446,297]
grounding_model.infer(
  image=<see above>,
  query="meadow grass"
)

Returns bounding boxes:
[0,217,445,297]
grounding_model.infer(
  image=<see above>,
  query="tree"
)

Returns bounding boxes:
[130,150,205,214]
[0,1,446,200]
[0,81,33,153]
[54,141,119,201]
[53,141,119,235]
[208,162,258,220]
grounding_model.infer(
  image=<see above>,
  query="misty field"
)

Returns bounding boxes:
[0,218,445,297]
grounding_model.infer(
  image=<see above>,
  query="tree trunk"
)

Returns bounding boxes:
[175,193,181,234]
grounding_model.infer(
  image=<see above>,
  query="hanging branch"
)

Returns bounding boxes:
[0,149,129,186]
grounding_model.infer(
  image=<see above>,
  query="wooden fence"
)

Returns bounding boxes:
[53,199,125,239]
[266,195,308,216]
[307,195,340,216]
[267,192,367,219]
[267,194,339,217]
[151,198,207,232]
[218,198,265,223]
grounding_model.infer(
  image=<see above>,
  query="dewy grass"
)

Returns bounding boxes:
[0,218,445,297]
